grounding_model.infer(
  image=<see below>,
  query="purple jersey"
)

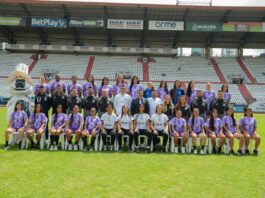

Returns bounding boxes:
[29,113,47,130]
[187,88,198,105]
[130,84,143,99]
[98,85,113,97]
[82,82,97,97]
[51,113,67,129]
[205,118,223,135]
[169,117,186,134]
[85,116,101,132]
[188,116,204,134]
[222,116,237,134]
[224,92,231,103]
[50,81,67,93]
[113,83,129,95]
[239,116,256,135]
[67,113,83,130]
[34,83,50,95]
[10,111,27,130]
[157,88,168,100]
[67,83,83,96]
[203,90,216,111]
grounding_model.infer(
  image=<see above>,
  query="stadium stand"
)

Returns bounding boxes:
[243,58,265,83]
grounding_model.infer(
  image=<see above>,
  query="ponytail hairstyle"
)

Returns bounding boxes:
[209,109,218,131]
[191,108,199,129]
[186,80,194,97]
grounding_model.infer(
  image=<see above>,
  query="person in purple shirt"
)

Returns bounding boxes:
[83,74,97,97]
[206,109,225,154]
[221,84,232,103]
[170,110,188,153]
[50,74,67,93]
[82,108,101,151]
[239,107,261,155]
[26,104,48,149]
[113,74,129,96]
[34,76,51,95]
[65,105,84,151]
[98,77,113,98]
[186,80,198,106]
[188,108,206,154]
[67,75,83,97]
[203,82,216,116]
[157,80,169,100]
[129,76,143,99]
[4,101,28,150]
[222,107,244,155]
[50,104,67,151]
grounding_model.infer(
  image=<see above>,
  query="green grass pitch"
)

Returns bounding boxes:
[0,107,265,198]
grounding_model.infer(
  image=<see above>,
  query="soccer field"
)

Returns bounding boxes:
[0,107,264,198]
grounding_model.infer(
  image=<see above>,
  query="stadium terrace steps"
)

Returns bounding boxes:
[84,56,95,80]
[210,58,227,84]
[236,58,256,84]
[28,55,39,74]
[237,84,256,104]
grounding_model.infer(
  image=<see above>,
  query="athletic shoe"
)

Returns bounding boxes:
[82,147,87,151]
[200,149,205,155]
[49,145,54,151]
[217,147,222,154]
[109,145,113,151]
[253,149,259,155]
[54,145,58,151]
[212,147,217,154]
[146,146,151,153]
[103,145,107,151]
[245,149,250,155]
[135,147,139,153]
[90,147,94,152]
[74,145,78,151]
[193,149,197,154]
[45,140,49,145]
[30,142,35,149]
[68,144,72,151]
[237,149,243,156]
[35,143,40,149]
[181,146,186,154]
[230,150,235,155]
[4,144,10,150]
[174,147,178,154]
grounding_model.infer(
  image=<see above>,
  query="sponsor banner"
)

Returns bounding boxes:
[0,17,26,26]
[222,22,263,32]
[107,19,143,30]
[31,17,67,28]
[148,21,184,31]
[69,18,104,27]
[249,100,265,112]
[186,22,222,32]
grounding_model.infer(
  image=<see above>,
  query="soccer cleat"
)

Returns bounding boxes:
[74,144,78,151]
[230,150,235,155]
[49,145,54,151]
[45,140,49,145]
[237,150,243,156]
[109,145,113,151]
[54,145,58,151]
[181,146,186,154]
[212,147,217,154]
[68,144,72,151]
[200,149,205,155]
[174,147,178,154]
[135,147,139,153]
[253,149,258,155]
[193,149,197,154]
[217,147,222,154]
[103,145,107,151]
[245,149,250,155]
[4,144,10,150]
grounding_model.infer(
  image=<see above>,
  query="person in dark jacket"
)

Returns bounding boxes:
[51,83,68,114]
[191,90,207,120]
[83,87,98,118]
[97,89,113,117]
[130,90,150,116]
[210,90,229,118]
[67,88,83,114]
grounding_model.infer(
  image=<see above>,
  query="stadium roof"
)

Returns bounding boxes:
[0,0,265,48]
